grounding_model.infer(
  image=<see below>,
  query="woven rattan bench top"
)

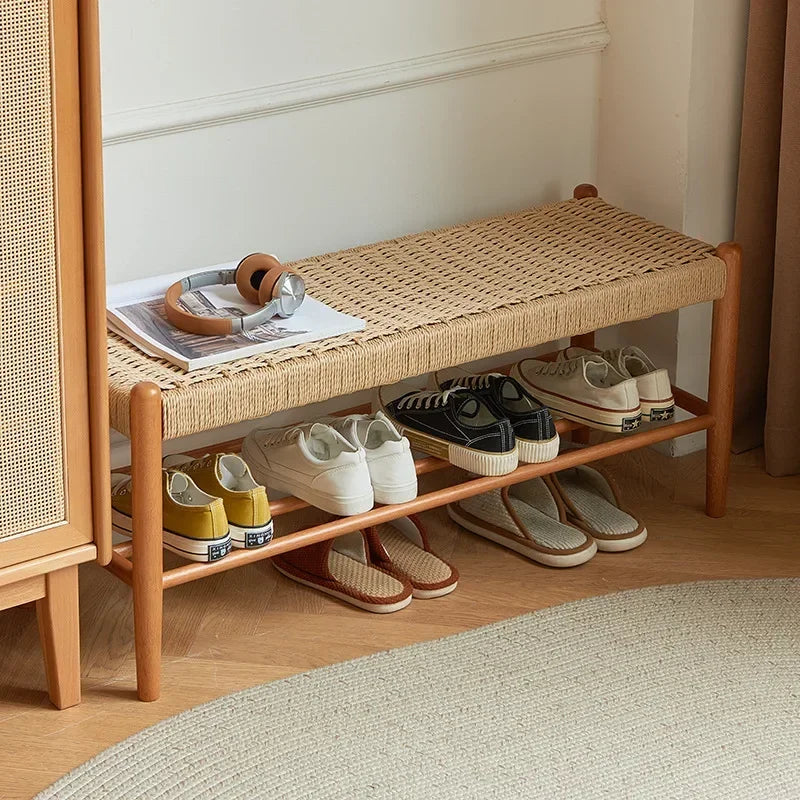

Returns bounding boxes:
[108,196,726,439]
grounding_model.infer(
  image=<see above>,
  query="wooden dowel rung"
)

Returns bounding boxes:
[107,551,133,586]
[672,386,709,417]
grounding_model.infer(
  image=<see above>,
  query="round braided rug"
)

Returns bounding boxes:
[38,580,800,800]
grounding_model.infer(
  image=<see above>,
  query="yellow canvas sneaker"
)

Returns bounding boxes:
[110,470,231,562]
[162,453,273,549]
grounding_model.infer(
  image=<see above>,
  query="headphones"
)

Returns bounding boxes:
[163,253,306,336]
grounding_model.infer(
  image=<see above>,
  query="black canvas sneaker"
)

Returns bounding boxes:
[432,370,560,463]
[375,386,518,476]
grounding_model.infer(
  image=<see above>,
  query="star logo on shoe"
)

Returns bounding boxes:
[622,416,641,432]
[651,408,675,422]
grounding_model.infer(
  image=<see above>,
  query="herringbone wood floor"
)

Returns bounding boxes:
[1,448,798,800]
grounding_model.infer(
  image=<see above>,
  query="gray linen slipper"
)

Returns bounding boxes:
[551,464,647,552]
[447,478,597,568]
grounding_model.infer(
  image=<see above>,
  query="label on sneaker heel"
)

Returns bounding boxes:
[650,406,675,422]
[246,521,274,549]
[208,540,232,562]
[621,415,642,432]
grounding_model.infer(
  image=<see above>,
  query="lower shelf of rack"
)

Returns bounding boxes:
[106,390,712,591]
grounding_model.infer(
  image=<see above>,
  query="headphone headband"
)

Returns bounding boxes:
[163,254,305,337]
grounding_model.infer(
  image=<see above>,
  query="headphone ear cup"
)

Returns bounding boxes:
[257,266,290,306]
[235,253,284,305]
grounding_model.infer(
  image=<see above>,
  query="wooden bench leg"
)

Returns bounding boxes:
[573,183,598,200]
[130,382,164,701]
[570,180,599,449]
[706,243,742,518]
[36,565,81,709]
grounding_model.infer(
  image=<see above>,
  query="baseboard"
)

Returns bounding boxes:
[669,430,707,457]
[103,23,610,145]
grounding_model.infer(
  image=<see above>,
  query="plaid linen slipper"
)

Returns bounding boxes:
[446,478,596,567]
[367,515,458,599]
[550,464,648,552]
[271,531,412,613]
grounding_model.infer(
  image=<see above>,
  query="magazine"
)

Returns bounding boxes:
[107,263,365,371]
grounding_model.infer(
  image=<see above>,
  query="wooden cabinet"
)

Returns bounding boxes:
[0,0,109,708]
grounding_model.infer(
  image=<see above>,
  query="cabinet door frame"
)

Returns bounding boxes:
[0,0,101,569]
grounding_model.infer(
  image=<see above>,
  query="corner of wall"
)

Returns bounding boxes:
[675,0,749,418]
[597,0,748,457]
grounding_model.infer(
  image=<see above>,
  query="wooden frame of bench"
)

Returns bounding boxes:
[104,184,742,702]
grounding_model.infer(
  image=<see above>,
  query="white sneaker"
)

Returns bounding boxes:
[561,346,674,421]
[241,422,373,516]
[511,355,641,433]
[319,412,418,505]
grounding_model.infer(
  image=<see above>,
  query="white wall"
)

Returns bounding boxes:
[101,1,603,111]
[597,0,748,455]
[595,1,694,380]
[100,1,605,282]
[678,0,749,404]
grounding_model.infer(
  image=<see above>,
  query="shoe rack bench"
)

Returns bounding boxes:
[104,185,741,701]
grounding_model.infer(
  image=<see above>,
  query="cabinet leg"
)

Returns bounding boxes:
[36,565,81,709]
[706,243,742,517]
[130,382,164,701]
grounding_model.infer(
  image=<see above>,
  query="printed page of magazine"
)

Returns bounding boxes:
[107,262,365,371]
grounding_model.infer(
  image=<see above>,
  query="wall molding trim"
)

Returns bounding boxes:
[102,23,610,146]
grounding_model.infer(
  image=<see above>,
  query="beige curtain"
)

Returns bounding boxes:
[733,0,800,476]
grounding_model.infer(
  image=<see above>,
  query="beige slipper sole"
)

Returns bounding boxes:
[375,521,458,598]
[272,530,413,613]
[553,465,647,552]
[272,553,412,613]
[448,480,596,568]
[447,503,596,568]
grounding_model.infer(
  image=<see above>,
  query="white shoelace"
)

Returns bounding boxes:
[181,454,215,471]
[396,388,462,411]
[534,360,580,376]
[258,426,307,447]
[447,373,500,390]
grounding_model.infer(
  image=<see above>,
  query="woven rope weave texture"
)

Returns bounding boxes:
[0,0,66,537]
[108,197,726,439]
